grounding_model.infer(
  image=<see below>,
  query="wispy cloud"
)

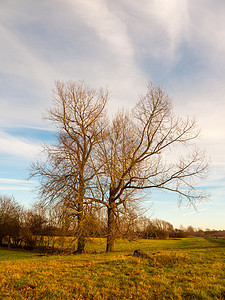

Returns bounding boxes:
[182,207,208,217]
[147,0,189,61]
[0,186,32,191]
[0,178,35,192]
[0,131,41,158]
[72,0,135,60]
[65,0,146,109]
[0,178,34,184]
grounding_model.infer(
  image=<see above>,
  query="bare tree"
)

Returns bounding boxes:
[0,195,22,247]
[30,81,109,253]
[96,82,209,251]
[145,219,174,239]
[31,81,209,253]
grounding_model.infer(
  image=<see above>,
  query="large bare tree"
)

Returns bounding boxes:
[31,81,109,253]
[31,81,209,253]
[96,83,209,252]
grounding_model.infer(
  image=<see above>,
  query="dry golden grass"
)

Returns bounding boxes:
[0,238,225,299]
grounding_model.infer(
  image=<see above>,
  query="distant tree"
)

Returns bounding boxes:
[0,195,22,247]
[137,218,173,239]
[27,203,48,236]
[21,202,60,250]
[109,202,141,241]
[135,216,152,238]
[30,81,109,253]
[174,226,189,238]
[195,228,204,237]
[186,225,195,237]
[149,219,174,239]
[81,207,107,238]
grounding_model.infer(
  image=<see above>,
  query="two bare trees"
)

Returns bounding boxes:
[31,81,209,253]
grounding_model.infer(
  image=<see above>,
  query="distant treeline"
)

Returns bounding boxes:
[0,195,223,252]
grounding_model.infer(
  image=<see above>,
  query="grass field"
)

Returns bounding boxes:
[0,238,225,299]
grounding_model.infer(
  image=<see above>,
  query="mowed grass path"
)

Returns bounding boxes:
[0,238,225,299]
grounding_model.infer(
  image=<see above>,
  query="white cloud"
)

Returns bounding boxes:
[70,0,134,61]
[0,24,58,89]
[0,178,35,192]
[0,186,32,191]
[147,0,189,60]
[182,207,208,217]
[112,0,225,71]
[188,2,225,67]
[65,0,146,109]
[0,178,34,184]
[109,0,190,65]
[0,131,41,158]
[0,0,148,123]
[0,22,58,127]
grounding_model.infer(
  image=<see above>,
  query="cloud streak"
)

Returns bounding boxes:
[72,0,135,60]
[0,178,34,184]
[0,186,32,191]
[0,131,41,158]
[0,178,35,192]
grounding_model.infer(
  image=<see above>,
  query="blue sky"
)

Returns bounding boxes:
[1,0,225,230]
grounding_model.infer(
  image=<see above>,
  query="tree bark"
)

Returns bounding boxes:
[76,183,85,254]
[77,234,85,253]
[106,201,116,252]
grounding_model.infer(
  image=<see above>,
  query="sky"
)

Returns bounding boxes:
[0,0,225,230]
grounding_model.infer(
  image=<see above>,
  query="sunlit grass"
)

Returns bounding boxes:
[50,236,225,253]
[0,238,225,299]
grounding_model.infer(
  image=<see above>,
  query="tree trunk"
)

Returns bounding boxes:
[106,202,116,252]
[76,201,86,253]
[76,182,86,254]
[77,234,85,254]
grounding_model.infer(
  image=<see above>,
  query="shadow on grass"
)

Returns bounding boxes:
[203,238,225,247]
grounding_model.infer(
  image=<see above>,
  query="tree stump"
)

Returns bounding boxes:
[133,249,150,259]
